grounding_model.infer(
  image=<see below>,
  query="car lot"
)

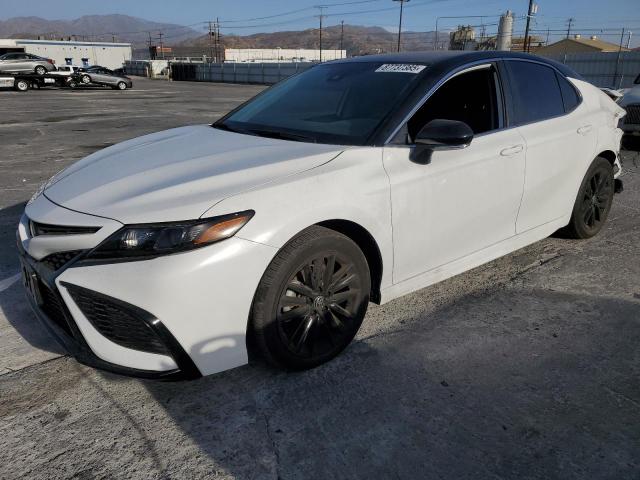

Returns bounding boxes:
[0,77,639,479]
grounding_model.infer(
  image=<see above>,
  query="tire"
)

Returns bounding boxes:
[116,81,127,90]
[14,80,29,92]
[564,157,615,239]
[251,225,371,370]
[34,65,46,76]
[80,74,91,84]
[67,80,78,89]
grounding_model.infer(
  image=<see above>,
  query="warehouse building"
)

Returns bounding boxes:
[225,48,346,63]
[535,35,630,55]
[0,38,132,70]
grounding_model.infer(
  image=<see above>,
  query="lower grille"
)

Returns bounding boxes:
[624,104,640,125]
[41,250,85,271]
[39,281,73,336]
[65,284,169,356]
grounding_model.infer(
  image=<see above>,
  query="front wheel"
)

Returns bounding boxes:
[80,74,91,84]
[14,79,29,92]
[116,81,127,90]
[251,226,371,370]
[565,156,615,239]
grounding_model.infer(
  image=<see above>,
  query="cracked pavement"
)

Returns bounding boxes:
[0,79,639,479]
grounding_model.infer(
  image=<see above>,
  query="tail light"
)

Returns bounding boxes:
[47,58,55,65]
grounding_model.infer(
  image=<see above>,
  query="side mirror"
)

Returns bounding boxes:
[411,119,474,164]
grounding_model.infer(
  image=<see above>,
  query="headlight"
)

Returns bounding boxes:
[86,210,254,261]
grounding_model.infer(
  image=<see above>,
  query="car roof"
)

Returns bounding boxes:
[328,50,581,79]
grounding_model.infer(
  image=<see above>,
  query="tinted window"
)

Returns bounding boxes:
[507,61,564,125]
[407,67,499,140]
[220,62,426,145]
[556,73,580,112]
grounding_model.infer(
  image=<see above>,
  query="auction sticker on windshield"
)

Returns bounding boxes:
[375,64,426,74]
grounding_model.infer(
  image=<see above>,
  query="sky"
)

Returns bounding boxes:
[1,0,639,47]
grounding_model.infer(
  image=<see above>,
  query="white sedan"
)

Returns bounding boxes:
[18,51,626,379]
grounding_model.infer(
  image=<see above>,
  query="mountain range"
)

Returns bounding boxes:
[183,24,441,56]
[0,15,442,55]
[0,15,202,45]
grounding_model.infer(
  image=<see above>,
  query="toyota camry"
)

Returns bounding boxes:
[18,51,626,379]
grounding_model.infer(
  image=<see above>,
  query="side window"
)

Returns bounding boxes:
[556,73,580,112]
[507,61,564,125]
[407,66,500,142]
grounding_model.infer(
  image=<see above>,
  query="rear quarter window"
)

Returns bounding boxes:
[556,73,581,112]
[506,60,565,125]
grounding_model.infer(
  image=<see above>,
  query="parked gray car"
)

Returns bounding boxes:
[619,73,640,137]
[77,66,133,90]
[0,52,55,75]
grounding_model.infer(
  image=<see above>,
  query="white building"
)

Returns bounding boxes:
[225,48,346,63]
[0,39,132,70]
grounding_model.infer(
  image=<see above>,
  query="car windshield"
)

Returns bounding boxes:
[216,61,428,145]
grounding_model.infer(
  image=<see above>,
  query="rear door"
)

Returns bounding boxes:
[504,60,598,233]
[95,68,116,85]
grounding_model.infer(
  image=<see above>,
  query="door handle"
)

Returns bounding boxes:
[577,124,593,135]
[500,145,524,156]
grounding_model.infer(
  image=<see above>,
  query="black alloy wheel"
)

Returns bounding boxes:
[565,156,615,239]
[252,226,370,370]
[277,252,363,359]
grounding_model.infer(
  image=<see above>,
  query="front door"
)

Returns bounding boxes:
[383,63,526,283]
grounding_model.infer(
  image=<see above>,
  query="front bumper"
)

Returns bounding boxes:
[18,195,277,379]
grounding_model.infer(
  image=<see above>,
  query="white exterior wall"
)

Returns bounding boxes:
[0,39,132,69]
[225,48,346,63]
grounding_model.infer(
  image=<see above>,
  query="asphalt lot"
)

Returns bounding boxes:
[0,77,639,480]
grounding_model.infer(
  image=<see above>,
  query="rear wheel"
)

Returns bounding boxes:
[14,79,29,92]
[565,157,615,239]
[34,65,46,76]
[251,226,370,370]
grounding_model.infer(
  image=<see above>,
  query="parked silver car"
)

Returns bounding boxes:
[0,52,55,75]
[77,66,133,90]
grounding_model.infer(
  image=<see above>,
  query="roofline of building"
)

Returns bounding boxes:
[0,38,132,47]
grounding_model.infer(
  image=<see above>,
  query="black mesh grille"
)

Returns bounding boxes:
[30,221,100,236]
[39,281,73,336]
[41,250,85,271]
[65,285,169,356]
[624,104,640,125]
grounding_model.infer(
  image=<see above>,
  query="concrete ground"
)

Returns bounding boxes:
[0,78,639,480]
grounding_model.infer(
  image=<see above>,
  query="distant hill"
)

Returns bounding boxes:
[0,15,202,46]
[182,24,441,56]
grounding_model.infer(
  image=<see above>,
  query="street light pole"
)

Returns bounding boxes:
[393,0,410,53]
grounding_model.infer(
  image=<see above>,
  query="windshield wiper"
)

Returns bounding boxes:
[245,128,317,143]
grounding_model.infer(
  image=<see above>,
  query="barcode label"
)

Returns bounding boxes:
[375,64,426,74]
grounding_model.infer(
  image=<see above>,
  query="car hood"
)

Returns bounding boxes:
[44,125,345,224]
[620,86,640,106]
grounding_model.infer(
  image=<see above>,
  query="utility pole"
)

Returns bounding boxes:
[148,31,154,59]
[523,0,534,52]
[566,17,575,38]
[217,17,221,63]
[158,31,164,59]
[340,20,344,57]
[208,21,214,62]
[613,28,626,89]
[626,31,633,49]
[316,6,326,62]
[393,0,410,52]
